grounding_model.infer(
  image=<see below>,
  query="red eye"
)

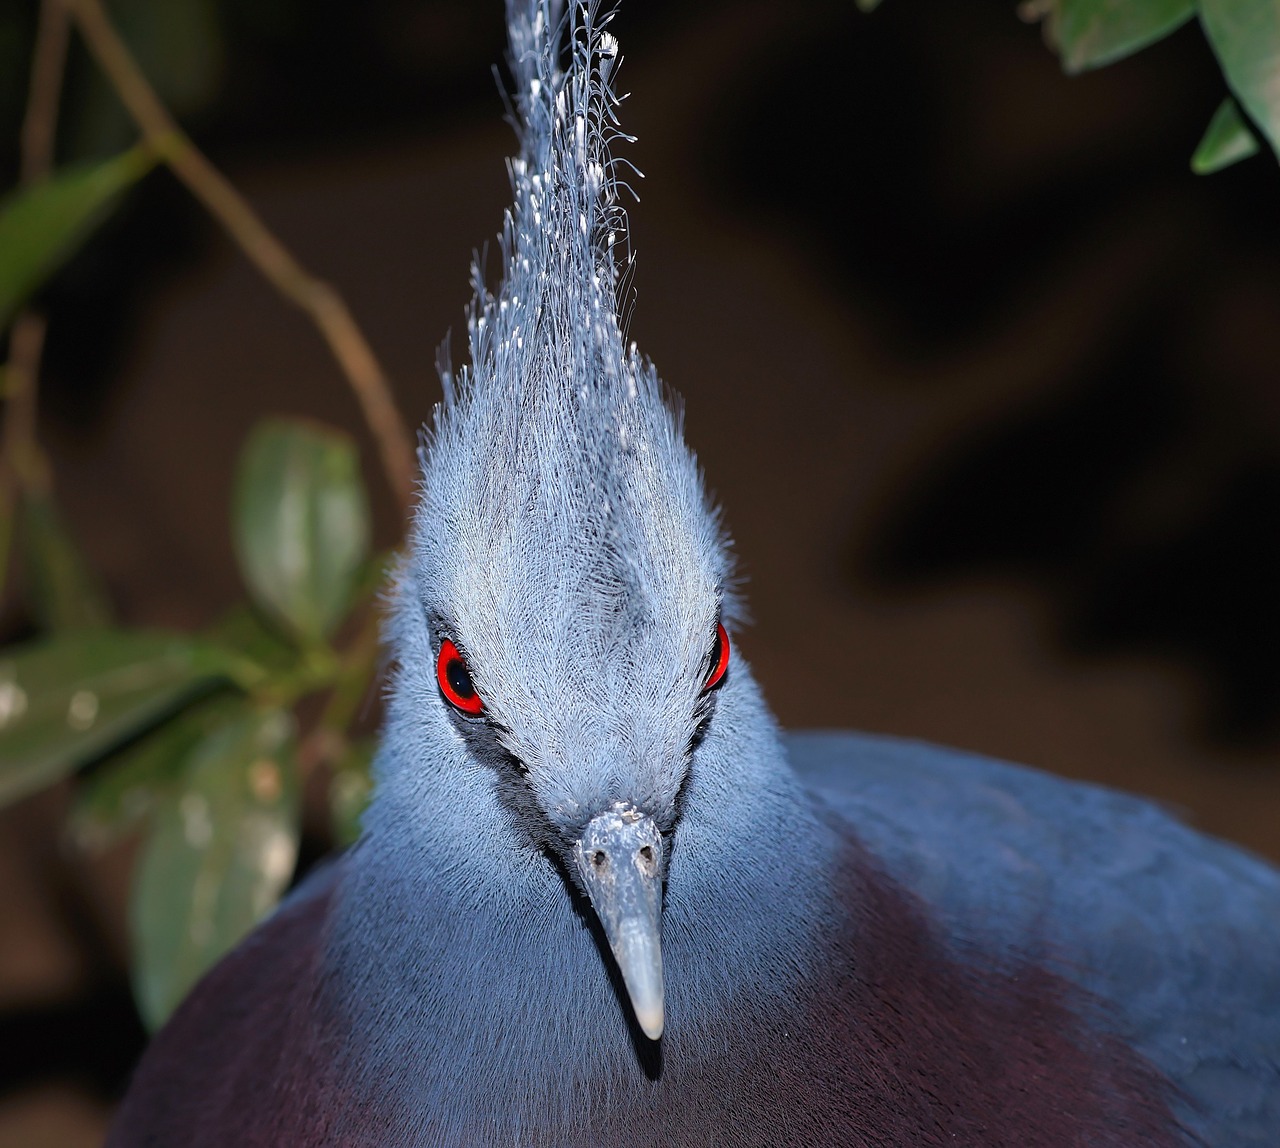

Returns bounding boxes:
[437,639,483,715]
[704,622,730,691]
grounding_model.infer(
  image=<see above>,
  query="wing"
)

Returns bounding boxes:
[786,730,1280,1147]
[107,854,352,1148]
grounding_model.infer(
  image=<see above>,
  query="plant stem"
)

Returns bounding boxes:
[1,0,70,599]
[3,314,51,493]
[21,0,71,183]
[59,0,418,513]
[320,609,381,736]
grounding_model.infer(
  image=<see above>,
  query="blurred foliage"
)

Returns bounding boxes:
[0,145,153,327]
[1198,0,1280,158]
[1012,0,1279,172]
[0,628,256,807]
[0,0,392,1032]
[19,483,112,630]
[1032,0,1195,72]
[233,419,371,648]
[1192,96,1261,172]
[0,0,1278,1037]
[329,735,375,847]
[1,406,380,1028]
[130,703,299,1028]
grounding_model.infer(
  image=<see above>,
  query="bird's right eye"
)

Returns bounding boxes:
[437,639,484,715]
[703,622,730,691]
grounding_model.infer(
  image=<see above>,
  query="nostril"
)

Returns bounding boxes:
[638,845,653,864]
[591,850,608,870]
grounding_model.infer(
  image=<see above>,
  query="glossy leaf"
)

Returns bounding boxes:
[0,630,252,811]
[131,706,299,1029]
[21,489,112,632]
[0,147,154,330]
[70,693,240,850]
[233,419,371,646]
[1192,97,1261,173]
[1028,0,1194,73]
[1200,0,1280,159]
[330,737,375,847]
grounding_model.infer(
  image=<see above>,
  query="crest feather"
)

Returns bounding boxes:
[412,1,739,650]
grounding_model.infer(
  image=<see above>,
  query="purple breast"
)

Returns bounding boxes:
[564,837,1187,1148]
[108,842,1186,1148]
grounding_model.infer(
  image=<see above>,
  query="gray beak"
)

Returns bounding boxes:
[572,804,665,1040]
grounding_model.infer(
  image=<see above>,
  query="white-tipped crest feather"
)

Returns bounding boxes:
[404,0,737,835]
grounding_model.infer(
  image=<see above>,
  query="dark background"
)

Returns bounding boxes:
[2,0,1279,1141]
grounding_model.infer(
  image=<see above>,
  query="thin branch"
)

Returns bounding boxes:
[20,0,71,183]
[3,314,51,493]
[297,726,346,785]
[59,0,418,513]
[2,0,69,509]
[320,608,381,736]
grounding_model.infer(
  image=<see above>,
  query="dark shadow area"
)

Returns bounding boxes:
[36,173,207,430]
[699,0,1231,353]
[1071,463,1280,742]
[864,308,1190,582]
[700,0,1280,745]
[859,328,1280,743]
[0,983,147,1102]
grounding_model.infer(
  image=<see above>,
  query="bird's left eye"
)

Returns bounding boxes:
[703,622,730,691]
[437,639,484,715]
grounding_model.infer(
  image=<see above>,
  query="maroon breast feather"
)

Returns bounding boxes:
[107,838,1186,1148]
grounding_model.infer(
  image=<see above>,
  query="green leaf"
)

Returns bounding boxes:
[130,706,299,1029]
[20,489,112,632]
[0,630,253,810]
[0,147,155,330]
[70,692,240,850]
[330,737,375,847]
[204,603,301,677]
[1191,97,1261,173]
[1200,0,1280,160]
[1028,0,1194,73]
[233,419,371,646]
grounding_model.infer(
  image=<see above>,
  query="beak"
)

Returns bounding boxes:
[572,804,665,1040]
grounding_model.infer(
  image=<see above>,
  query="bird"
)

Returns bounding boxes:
[108,2,1280,1145]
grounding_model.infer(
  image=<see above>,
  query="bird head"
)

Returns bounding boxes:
[393,0,740,1041]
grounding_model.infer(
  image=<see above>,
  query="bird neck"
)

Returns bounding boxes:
[323,666,840,1143]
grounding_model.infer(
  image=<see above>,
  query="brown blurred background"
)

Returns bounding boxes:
[2,0,1279,1142]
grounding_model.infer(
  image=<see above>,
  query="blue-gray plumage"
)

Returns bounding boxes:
[108,2,1280,1145]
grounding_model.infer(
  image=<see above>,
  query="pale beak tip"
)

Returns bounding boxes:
[635,1001,664,1041]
